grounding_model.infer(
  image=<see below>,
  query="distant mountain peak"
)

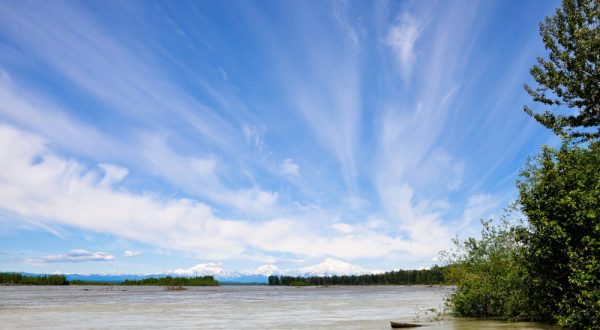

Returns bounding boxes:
[296,258,379,276]
[170,263,229,276]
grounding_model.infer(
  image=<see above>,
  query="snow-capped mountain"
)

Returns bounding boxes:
[241,264,281,276]
[40,258,381,284]
[167,263,282,283]
[295,258,381,276]
[171,263,230,277]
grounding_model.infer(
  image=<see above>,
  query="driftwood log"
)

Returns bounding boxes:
[390,321,423,328]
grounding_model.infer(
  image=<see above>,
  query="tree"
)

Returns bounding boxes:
[518,141,600,328]
[524,0,600,141]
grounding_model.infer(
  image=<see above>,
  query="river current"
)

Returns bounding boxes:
[0,285,557,329]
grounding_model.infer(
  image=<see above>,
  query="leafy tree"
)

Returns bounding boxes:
[518,141,600,328]
[524,0,600,141]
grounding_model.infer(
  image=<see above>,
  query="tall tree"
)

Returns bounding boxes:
[524,0,600,141]
[518,141,600,328]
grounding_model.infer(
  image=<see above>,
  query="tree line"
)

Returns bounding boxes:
[268,266,446,286]
[0,272,68,285]
[121,275,218,286]
[0,273,219,286]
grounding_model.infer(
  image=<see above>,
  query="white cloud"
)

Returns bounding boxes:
[366,216,387,230]
[459,194,500,229]
[0,70,277,217]
[377,183,453,256]
[99,164,128,188]
[331,222,355,234]
[385,13,424,78]
[123,250,142,257]
[280,158,300,178]
[243,125,267,151]
[140,134,278,215]
[0,124,452,263]
[26,249,115,264]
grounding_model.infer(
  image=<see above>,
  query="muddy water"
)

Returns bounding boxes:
[0,285,557,329]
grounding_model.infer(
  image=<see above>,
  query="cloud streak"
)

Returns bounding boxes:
[386,13,424,79]
[123,250,142,257]
[0,1,238,151]
[26,249,115,264]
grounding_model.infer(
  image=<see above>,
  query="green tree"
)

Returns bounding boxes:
[524,0,600,141]
[518,141,600,328]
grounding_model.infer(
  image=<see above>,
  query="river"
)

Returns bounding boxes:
[0,285,557,329]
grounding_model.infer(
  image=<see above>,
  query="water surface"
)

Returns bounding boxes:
[0,285,557,329]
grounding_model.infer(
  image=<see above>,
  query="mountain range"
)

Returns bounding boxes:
[50,258,384,284]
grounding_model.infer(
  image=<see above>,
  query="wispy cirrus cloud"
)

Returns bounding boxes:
[0,71,123,161]
[280,159,300,178]
[0,71,279,217]
[259,1,363,197]
[0,1,239,152]
[373,2,494,250]
[139,133,279,216]
[123,250,142,257]
[0,0,556,273]
[385,13,424,79]
[26,249,115,264]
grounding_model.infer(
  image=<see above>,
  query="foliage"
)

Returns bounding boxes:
[524,0,600,141]
[442,219,533,320]
[446,142,600,328]
[268,266,446,286]
[0,273,68,285]
[121,276,219,286]
[518,141,600,328]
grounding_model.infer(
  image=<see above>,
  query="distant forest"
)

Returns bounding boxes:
[268,265,446,286]
[0,273,218,286]
[120,275,218,286]
[0,273,68,285]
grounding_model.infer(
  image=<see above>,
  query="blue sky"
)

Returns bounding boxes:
[0,0,560,275]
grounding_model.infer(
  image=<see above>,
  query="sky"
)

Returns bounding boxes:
[0,0,560,275]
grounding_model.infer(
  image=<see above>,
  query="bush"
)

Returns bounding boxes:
[443,219,533,320]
